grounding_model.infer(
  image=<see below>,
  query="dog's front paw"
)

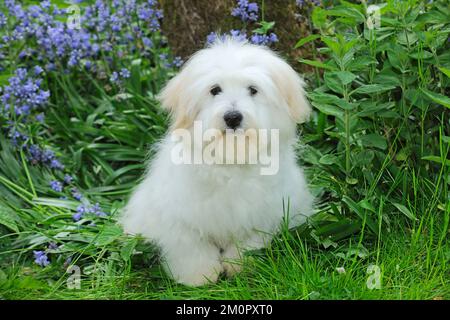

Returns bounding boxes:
[221,245,243,277]
[163,247,224,286]
[171,261,223,287]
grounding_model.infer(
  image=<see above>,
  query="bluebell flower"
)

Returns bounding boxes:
[35,113,45,123]
[231,0,259,22]
[71,188,83,201]
[120,68,131,79]
[50,180,63,192]
[0,12,7,28]
[110,71,119,83]
[172,56,184,68]
[206,32,218,45]
[206,30,248,46]
[296,0,321,8]
[64,175,74,184]
[250,33,279,46]
[142,37,153,48]
[72,212,83,221]
[34,66,44,75]
[48,242,59,250]
[90,203,107,217]
[33,250,50,267]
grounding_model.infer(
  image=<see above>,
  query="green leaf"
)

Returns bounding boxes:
[253,21,275,34]
[392,203,417,221]
[96,224,123,246]
[342,196,379,235]
[324,72,344,95]
[351,84,396,96]
[120,238,138,262]
[357,102,395,117]
[438,67,450,79]
[309,92,355,110]
[409,50,434,60]
[421,89,450,109]
[295,34,321,48]
[311,102,343,119]
[298,59,337,71]
[360,133,387,150]
[421,156,450,166]
[319,154,338,165]
[335,71,357,85]
[0,203,19,233]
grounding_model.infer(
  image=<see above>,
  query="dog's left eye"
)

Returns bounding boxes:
[248,86,258,96]
[210,85,222,96]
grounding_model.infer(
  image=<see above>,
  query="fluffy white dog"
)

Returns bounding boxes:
[119,38,314,286]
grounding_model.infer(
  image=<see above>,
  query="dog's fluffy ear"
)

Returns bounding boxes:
[157,69,192,129]
[268,56,312,124]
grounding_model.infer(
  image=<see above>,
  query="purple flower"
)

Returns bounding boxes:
[72,212,83,221]
[71,188,83,201]
[0,12,6,28]
[206,32,218,45]
[48,242,59,250]
[142,37,153,48]
[231,0,259,22]
[50,180,63,192]
[250,33,279,46]
[50,158,64,170]
[64,175,73,184]
[110,71,119,83]
[119,68,131,78]
[90,203,107,217]
[34,66,44,75]
[206,30,248,45]
[296,0,321,8]
[33,250,50,267]
[35,113,45,122]
[172,56,184,68]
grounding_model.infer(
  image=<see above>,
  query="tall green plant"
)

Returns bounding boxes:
[297,0,449,245]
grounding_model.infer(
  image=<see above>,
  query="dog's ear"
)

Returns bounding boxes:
[268,56,312,124]
[157,69,193,129]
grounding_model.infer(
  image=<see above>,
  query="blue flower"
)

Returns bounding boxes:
[72,212,83,221]
[119,68,131,79]
[48,242,59,250]
[34,66,44,75]
[231,0,259,22]
[296,0,321,8]
[71,188,83,201]
[172,56,184,68]
[90,203,107,217]
[63,175,73,184]
[50,180,63,192]
[33,250,50,267]
[35,113,45,123]
[110,71,119,83]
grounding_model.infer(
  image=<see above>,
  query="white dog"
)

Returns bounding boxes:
[119,38,314,286]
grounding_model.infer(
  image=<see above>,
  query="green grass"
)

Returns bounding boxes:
[1,210,448,300]
[0,0,449,300]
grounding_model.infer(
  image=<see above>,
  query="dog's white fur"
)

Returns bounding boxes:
[119,39,314,286]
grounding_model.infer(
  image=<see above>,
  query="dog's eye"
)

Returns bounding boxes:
[249,86,258,96]
[210,85,222,96]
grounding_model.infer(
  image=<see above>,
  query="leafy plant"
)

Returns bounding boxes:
[297,0,449,245]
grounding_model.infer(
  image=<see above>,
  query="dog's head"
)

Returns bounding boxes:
[158,38,311,138]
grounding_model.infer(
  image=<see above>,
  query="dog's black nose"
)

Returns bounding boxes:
[223,111,243,129]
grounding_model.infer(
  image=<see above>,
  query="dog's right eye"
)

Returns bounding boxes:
[210,85,222,96]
